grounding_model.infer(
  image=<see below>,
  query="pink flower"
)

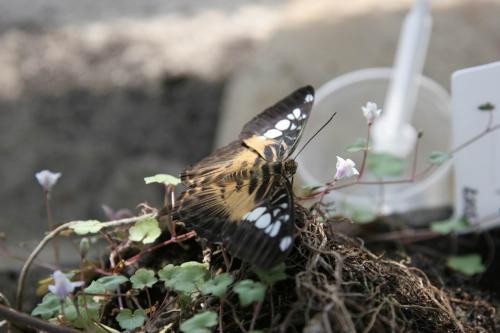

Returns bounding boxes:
[335,156,359,180]
[35,170,61,192]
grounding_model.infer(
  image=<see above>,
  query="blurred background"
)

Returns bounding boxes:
[0,0,499,274]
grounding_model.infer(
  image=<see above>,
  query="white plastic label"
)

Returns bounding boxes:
[452,61,500,229]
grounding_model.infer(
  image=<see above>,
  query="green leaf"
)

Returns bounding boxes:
[31,294,63,320]
[129,217,161,244]
[366,153,405,178]
[70,220,104,235]
[431,218,469,234]
[429,151,450,165]
[84,281,106,294]
[95,275,129,291]
[233,279,266,306]
[447,254,486,276]
[346,138,368,152]
[478,102,495,111]
[180,311,218,333]
[144,174,181,185]
[116,308,147,330]
[254,263,287,286]
[63,295,101,329]
[159,262,208,295]
[201,273,234,298]
[130,268,158,289]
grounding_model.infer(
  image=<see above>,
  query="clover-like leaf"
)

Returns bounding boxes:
[70,220,104,235]
[201,273,234,298]
[233,279,266,306]
[130,268,157,289]
[129,217,161,244]
[144,174,181,186]
[366,153,405,178]
[429,151,450,165]
[345,137,368,153]
[159,262,208,295]
[95,275,129,291]
[447,254,486,276]
[478,102,495,111]
[116,308,147,330]
[431,218,469,234]
[63,295,102,328]
[254,263,287,286]
[180,311,218,333]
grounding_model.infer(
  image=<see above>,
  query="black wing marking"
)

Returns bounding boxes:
[239,85,314,160]
[224,178,295,269]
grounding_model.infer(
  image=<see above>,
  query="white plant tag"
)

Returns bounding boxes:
[452,61,500,229]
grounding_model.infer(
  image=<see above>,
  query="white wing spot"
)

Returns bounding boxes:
[264,129,282,139]
[246,207,266,222]
[265,221,281,237]
[301,114,307,119]
[293,108,301,118]
[273,208,281,216]
[279,236,293,251]
[287,114,294,120]
[280,214,290,221]
[275,119,290,131]
[255,213,271,229]
[305,94,314,103]
[279,203,288,209]
[290,123,297,130]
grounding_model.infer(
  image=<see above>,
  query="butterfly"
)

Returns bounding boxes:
[173,86,314,269]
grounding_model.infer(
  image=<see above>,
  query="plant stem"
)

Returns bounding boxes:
[45,191,60,267]
[357,123,372,180]
[249,301,263,331]
[16,213,156,311]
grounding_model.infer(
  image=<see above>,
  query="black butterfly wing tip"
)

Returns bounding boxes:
[298,85,315,95]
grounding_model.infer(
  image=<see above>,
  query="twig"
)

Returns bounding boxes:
[0,303,81,333]
[16,213,156,311]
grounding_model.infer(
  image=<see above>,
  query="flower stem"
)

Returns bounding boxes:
[45,191,60,267]
[357,123,372,180]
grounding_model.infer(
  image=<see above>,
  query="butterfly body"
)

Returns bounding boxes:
[174,86,314,268]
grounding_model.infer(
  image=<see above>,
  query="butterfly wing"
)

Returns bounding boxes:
[174,174,295,269]
[239,85,314,160]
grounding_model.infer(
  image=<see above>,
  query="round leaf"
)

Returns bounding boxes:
[130,268,158,289]
[129,218,161,244]
[159,262,208,295]
[233,279,266,306]
[366,153,405,178]
[144,174,181,185]
[429,151,450,165]
[70,220,103,235]
[447,254,486,276]
[201,273,234,298]
[95,275,129,291]
[116,308,146,330]
[180,311,217,333]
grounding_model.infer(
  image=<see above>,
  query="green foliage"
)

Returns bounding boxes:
[116,308,147,330]
[129,217,161,244]
[159,262,209,295]
[144,174,181,185]
[70,220,104,235]
[429,151,450,165]
[233,279,266,306]
[201,273,234,298]
[254,263,287,286]
[180,311,218,333]
[94,275,129,292]
[431,218,469,234]
[84,281,106,294]
[447,254,486,276]
[63,295,102,329]
[346,137,368,152]
[478,102,495,111]
[130,268,158,289]
[32,293,67,320]
[366,153,405,178]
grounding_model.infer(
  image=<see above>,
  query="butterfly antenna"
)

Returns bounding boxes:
[292,112,337,160]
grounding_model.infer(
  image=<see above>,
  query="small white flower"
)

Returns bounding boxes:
[335,156,359,180]
[362,102,382,124]
[35,170,62,192]
[48,270,83,300]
